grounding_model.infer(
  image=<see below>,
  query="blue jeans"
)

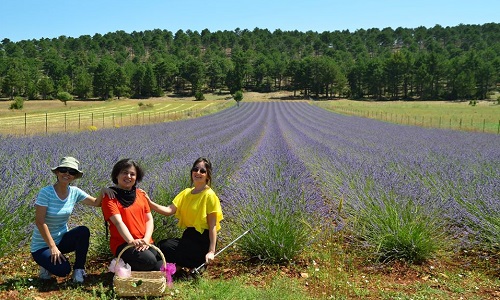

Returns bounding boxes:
[31,226,90,277]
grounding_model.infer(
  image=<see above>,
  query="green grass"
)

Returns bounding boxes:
[315,99,500,134]
[1,225,499,299]
[0,97,233,135]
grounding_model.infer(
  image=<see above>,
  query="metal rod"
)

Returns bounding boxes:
[192,226,255,274]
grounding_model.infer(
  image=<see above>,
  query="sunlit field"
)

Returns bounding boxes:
[316,99,500,133]
[0,97,499,299]
[0,96,234,135]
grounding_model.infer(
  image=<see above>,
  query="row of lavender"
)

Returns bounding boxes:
[218,103,334,261]
[0,102,498,259]
[278,102,500,253]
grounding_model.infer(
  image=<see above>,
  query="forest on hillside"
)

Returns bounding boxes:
[1,23,499,101]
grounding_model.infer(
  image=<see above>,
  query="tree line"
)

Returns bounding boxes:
[1,23,499,101]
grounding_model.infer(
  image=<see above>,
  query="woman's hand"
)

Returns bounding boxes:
[129,239,149,251]
[205,250,215,264]
[135,243,150,252]
[102,187,116,199]
[49,246,66,265]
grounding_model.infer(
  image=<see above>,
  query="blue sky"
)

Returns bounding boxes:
[2,0,498,42]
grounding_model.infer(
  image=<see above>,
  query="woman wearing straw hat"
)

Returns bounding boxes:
[30,156,105,283]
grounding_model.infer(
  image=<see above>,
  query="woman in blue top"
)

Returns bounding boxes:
[30,156,105,283]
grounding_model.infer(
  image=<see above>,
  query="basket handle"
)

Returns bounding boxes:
[115,243,167,269]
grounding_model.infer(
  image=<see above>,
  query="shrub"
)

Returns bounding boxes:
[138,102,154,109]
[9,97,24,110]
[232,192,318,264]
[57,91,73,105]
[237,208,312,263]
[354,195,444,264]
[195,91,205,101]
[233,90,243,107]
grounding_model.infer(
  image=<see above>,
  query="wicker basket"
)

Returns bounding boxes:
[113,244,167,297]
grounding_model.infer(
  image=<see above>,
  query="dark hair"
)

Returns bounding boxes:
[111,158,144,185]
[190,157,212,186]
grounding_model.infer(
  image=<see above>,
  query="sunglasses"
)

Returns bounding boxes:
[57,167,79,176]
[191,167,207,174]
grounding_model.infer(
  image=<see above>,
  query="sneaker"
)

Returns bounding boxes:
[39,266,52,280]
[72,269,86,283]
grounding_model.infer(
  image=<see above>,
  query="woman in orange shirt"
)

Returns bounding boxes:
[101,158,163,271]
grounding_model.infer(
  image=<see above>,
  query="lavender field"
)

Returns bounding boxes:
[1,102,499,260]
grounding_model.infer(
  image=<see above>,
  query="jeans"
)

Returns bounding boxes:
[31,226,90,277]
[115,242,164,271]
[158,227,210,268]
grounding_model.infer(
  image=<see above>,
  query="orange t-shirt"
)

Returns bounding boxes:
[102,188,153,255]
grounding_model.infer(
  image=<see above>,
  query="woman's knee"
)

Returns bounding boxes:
[51,263,72,277]
[134,250,161,271]
[158,238,178,251]
[75,226,90,239]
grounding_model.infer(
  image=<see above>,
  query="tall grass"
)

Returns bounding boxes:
[236,197,316,263]
[353,194,444,263]
[456,197,500,250]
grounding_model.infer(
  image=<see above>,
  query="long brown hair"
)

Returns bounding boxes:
[190,157,212,186]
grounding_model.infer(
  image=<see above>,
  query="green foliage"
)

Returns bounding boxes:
[37,76,54,100]
[233,90,243,102]
[354,195,444,264]
[1,24,499,101]
[138,102,154,109]
[195,91,205,100]
[150,187,182,242]
[0,174,38,256]
[9,96,24,109]
[180,56,206,95]
[56,91,73,105]
[457,198,500,250]
[73,69,92,99]
[185,276,314,300]
[235,201,313,263]
[92,225,114,259]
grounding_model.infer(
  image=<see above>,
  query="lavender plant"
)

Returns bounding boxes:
[0,101,498,265]
[219,103,333,262]
[353,194,444,263]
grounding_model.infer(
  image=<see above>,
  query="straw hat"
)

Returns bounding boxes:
[51,156,84,179]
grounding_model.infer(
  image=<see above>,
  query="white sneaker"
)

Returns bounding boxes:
[39,266,52,280]
[72,269,86,283]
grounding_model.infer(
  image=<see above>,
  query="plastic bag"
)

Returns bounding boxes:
[108,258,131,278]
